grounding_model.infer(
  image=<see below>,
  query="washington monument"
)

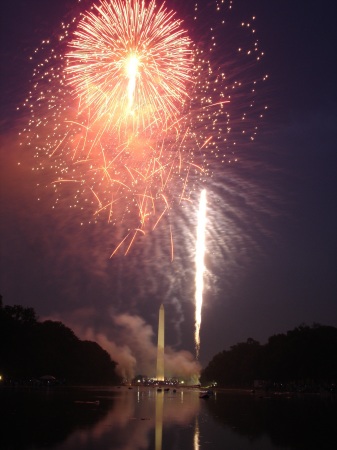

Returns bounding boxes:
[156,304,165,381]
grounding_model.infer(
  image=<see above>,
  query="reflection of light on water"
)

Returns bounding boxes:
[194,417,200,450]
[62,387,200,449]
[155,392,164,450]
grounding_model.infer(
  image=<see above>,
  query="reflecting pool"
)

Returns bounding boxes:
[1,386,336,449]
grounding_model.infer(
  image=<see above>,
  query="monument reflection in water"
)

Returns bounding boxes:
[155,390,201,450]
[155,391,164,450]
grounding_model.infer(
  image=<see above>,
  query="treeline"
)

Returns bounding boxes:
[200,324,337,389]
[0,301,121,385]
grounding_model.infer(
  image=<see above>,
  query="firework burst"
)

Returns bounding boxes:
[20,0,267,255]
[66,0,193,134]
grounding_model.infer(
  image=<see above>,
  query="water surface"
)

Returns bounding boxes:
[1,386,336,449]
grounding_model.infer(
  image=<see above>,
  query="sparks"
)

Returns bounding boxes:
[195,188,206,358]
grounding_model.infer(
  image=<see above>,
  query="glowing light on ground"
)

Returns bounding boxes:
[195,189,206,358]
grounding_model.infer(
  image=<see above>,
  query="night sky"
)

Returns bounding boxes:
[1,0,336,380]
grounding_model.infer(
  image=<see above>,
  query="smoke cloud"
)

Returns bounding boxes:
[42,308,200,381]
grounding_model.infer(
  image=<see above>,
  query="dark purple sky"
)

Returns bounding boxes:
[1,0,336,379]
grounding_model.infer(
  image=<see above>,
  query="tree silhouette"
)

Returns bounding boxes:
[201,324,337,388]
[0,301,121,384]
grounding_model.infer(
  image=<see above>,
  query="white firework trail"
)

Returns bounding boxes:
[195,188,206,358]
